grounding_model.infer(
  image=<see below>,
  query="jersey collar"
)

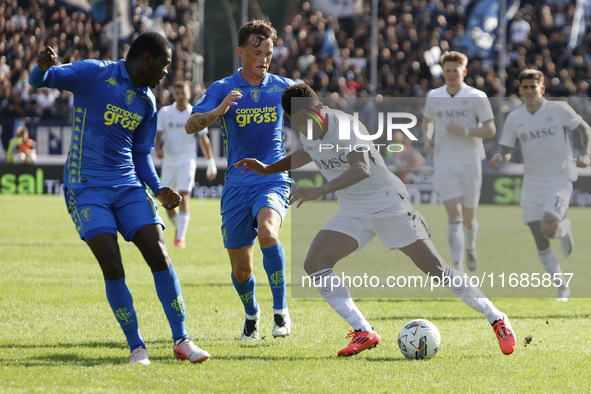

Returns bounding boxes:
[233,67,270,88]
[444,82,467,97]
[524,97,547,115]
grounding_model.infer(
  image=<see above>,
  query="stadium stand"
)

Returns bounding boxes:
[2,0,590,115]
[1,0,590,160]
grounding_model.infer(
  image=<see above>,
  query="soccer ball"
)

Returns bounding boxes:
[397,319,441,360]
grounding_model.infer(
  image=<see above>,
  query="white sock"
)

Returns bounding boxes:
[168,214,178,228]
[552,219,570,239]
[448,219,464,270]
[538,247,567,288]
[273,308,288,315]
[176,211,190,241]
[442,265,503,324]
[309,269,372,332]
[463,218,478,251]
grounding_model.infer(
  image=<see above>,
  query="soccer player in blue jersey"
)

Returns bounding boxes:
[186,20,295,340]
[29,32,210,365]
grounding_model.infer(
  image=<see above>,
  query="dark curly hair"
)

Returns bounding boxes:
[127,31,170,62]
[281,84,320,116]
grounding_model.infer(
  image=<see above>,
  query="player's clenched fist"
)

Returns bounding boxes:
[157,187,182,210]
[37,46,57,71]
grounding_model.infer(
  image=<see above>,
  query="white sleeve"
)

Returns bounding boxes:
[156,108,166,133]
[559,102,583,131]
[475,95,494,123]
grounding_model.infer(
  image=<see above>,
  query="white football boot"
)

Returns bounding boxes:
[272,312,291,338]
[129,347,150,366]
[173,337,210,363]
[241,310,260,340]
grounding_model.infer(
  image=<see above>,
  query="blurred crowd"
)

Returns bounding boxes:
[0,0,197,120]
[1,0,590,122]
[270,0,591,99]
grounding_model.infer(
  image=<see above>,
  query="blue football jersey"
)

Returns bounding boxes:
[32,59,158,189]
[192,68,294,186]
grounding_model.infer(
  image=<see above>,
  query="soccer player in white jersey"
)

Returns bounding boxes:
[235,84,516,357]
[422,51,496,272]
[155,81,217,248]
[489,69,591,301]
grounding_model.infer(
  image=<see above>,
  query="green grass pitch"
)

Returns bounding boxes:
[1,194,590,392]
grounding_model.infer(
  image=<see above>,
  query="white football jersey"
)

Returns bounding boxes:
[500,99,582,182]
[299,109,409,215]
[157,102,208,164]
[423,83,494,165]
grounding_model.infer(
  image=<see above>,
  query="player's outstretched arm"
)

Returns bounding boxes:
[198,134,217,181]
[574,121,591,168]
[29,46,57,88]
[488,146,514,170]
[422,117,435,154]
[289,151,370,208]
[234,148,313,175]
[186,90,243,134]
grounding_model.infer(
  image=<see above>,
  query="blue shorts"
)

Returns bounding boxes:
[220,180,294,248]
[64,185,165,242]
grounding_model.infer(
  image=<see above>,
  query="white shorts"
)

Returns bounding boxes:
[521,177,572,224]
[321,199,431,251]
[433,161,481,207]
[160,158,197,193]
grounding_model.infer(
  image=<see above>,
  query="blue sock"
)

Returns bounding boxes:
[152,264,188,341]
[130,343,145,352]
[261,241,287,310]
[104,276,144,349]
[231,272,259,316]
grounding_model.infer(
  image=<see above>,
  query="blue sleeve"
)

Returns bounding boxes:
[133,152,163,195]
[133,100,158,154]
[132,91,161,194]
[28,60,106,93]
[28,65,47,88]
[192,80,225,114]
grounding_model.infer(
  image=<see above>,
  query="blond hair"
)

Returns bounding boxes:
[440,51,468,68]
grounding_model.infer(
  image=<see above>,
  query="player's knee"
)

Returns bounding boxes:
[540,213,559,238]
[145,254,171,272]
[100,264,125,281]
[257,228,279,248]
[540,222,558,238]
[463,218,474,229]
[233,267,253,283]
